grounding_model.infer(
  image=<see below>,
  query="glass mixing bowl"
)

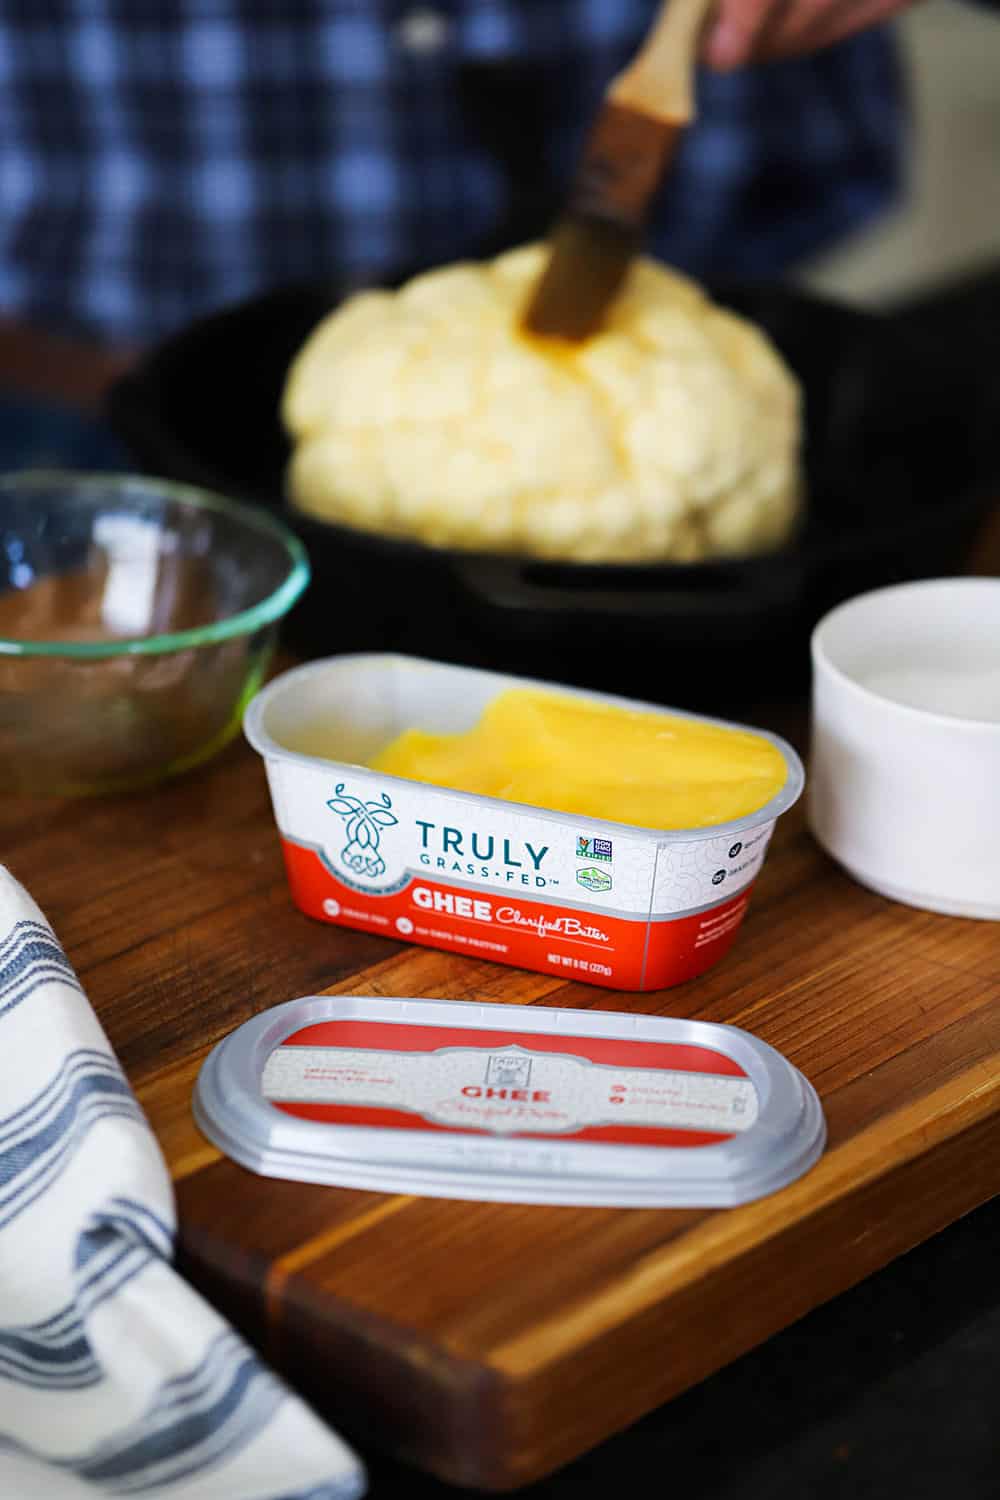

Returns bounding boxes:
[0,471,309,795]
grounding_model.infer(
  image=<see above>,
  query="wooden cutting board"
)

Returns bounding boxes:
[6,516,1000,1492]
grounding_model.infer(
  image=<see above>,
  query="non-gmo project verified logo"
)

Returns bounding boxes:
[576,835,613,861]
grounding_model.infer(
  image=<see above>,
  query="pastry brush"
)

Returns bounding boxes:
[522,0,716,342]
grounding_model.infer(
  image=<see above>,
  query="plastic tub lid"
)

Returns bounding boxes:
[193,996,825,1208]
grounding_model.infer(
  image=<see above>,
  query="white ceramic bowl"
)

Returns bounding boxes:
[808,577,1000,920]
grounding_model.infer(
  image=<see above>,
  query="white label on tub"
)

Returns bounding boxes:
[269,759,658,910]
[267,759,773,918]
[652,822,776,916]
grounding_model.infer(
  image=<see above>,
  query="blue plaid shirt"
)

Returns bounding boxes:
[0,2,905,347]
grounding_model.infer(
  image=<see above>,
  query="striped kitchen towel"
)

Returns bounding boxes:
[0,866,366,1500]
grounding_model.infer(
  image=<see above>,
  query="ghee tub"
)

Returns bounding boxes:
[243,656,804,991]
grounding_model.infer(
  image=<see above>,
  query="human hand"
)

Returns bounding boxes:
[702,0,919,69]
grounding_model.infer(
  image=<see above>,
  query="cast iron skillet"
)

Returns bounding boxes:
[106,269,1000,709]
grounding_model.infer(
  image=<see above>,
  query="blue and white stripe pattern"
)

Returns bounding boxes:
[0,868,366,1500]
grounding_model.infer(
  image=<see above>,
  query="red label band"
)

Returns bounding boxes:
[280,841,752,992]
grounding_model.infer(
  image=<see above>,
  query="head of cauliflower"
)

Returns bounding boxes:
[281,244,802,563]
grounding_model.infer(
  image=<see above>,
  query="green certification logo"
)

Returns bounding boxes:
[576,867,612,893]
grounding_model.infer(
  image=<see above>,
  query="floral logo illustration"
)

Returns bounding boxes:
[327,784,399,879]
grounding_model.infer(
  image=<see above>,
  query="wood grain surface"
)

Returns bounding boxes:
[5,509,999,1491]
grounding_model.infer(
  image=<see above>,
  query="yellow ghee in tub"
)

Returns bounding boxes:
[369,689,786,830]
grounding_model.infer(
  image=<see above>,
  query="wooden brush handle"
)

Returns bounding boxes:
[610,0,717,123]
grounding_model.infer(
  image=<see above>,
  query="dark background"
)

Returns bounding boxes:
[366,1192,1000,1499]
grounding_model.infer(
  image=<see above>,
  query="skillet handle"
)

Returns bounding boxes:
[106,370,212,491]
[452,552,805,643]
